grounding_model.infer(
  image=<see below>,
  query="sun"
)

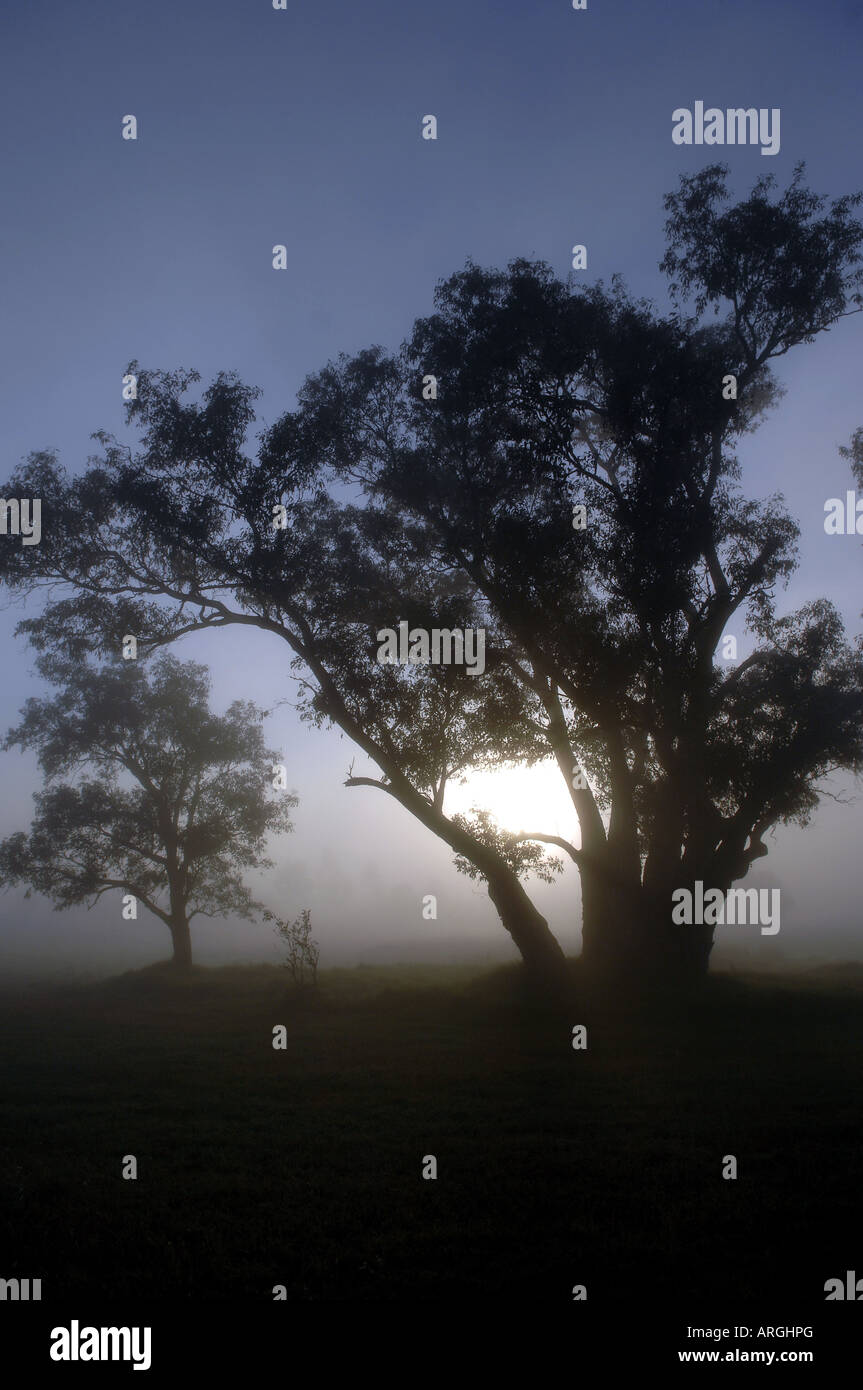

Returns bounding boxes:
[446,761,578,841]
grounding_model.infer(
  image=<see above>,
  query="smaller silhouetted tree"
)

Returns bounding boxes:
[273,908,319,987]
[0,650,299,970]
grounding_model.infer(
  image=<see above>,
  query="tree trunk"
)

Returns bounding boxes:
[160,820,193,971]
[580,869,716,984]
[485,870,567,988]
[169,912,193,970]
[641,895,715,982]
[579,853,647,975]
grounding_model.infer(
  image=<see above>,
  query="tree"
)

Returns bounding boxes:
[2,163,863,986]
[0,652,298,969]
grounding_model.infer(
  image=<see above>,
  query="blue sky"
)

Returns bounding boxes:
[1,0,862,977]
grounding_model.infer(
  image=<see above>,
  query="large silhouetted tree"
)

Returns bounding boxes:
[2,163,863,986]
[0,653,297,969]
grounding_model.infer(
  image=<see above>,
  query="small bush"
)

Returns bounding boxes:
[274,909,319,987]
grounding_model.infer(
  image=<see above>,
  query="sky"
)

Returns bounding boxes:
[1,0,862,980]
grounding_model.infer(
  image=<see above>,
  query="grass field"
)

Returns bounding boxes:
[1,958,862,1306]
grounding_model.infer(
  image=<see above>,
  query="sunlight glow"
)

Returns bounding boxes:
[446,761,579,841]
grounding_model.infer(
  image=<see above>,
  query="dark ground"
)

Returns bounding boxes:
[1,958,862,1308]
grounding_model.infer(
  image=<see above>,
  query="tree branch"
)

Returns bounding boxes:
[514,832,583,866]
